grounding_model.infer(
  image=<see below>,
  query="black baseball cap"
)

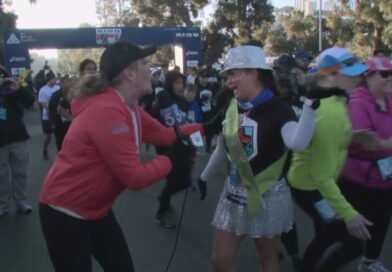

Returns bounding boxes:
[100,40,157,80]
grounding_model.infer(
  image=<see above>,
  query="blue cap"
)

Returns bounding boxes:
[318,47,368,76]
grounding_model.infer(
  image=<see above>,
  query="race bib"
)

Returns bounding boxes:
[190,131,204,147]
[0,107,7,120]
[314,199,341,223]
[201,104,211,112]
[377,156,392,181]
[159,104,184,126]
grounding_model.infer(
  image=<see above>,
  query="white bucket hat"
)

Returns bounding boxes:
[221,45,272,74]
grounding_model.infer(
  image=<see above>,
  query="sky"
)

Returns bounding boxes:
[9,0,293,58]
[10,0,99,58]
[272,0,293,8]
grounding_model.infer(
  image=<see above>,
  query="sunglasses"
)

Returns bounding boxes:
[379,70,392,78]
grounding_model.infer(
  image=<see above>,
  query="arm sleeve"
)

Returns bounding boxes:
[310,115,358,222]
[200,135,227,181]
[281,104,316,151]
[139,107,204,146]
[90,106,172,191]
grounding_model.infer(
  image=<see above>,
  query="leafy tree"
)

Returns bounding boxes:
[95,0,139,27]
[264,8,322,56]
[131,0,208,65]
[264,25,295,56]
[280,9,319,53]
[56,23,103,75]
[30,52,58,75]
[203,0,274,63]
[325,8,355,47]
[376,0,392,47]
[202,22,231,64]
[211,0,274,45]
[339,0,391,54]
[0,4,16,64]
[132,0,208,27]
[0,0,37,65]
[57,48,103,75]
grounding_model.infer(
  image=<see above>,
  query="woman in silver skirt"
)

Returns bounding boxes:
[198,45,317,272]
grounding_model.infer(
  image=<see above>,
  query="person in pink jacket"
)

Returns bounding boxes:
[339,56,392,272]
[39,40,202,272]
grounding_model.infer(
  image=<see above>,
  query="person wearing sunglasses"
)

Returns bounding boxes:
[287,47,384,272]
[338,56,392,272]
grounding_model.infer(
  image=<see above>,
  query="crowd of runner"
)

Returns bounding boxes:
[0,40,391,272]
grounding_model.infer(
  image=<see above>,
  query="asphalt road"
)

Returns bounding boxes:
[0,107,391,272]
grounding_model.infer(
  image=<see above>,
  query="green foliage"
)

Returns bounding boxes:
[132,0,208,27]
[264,8,321,56]
[213,0,274,44]
[95,0,139,27]
[203,0,274,63]
[95,0,209,66]
[337,0,391,55]
[202,22,232,64]
[264,25,296,55]
[130,0,208,65]
[53,23,102,75]
[325,8,354,47]
[57,48,103,75]
[0,8,16,64]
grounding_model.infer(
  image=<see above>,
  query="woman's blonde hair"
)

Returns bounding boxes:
[68,74,109,100]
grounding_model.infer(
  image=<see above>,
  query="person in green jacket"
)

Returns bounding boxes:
[288,47,380,272]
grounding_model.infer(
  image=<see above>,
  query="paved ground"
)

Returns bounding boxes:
[0,107,391,272]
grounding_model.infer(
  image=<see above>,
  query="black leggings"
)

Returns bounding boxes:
[158,176,188,215]
[39,204,134,272]
[155,146,191,215]
[281,224,300,256]
[340,179,392,260]
[291,188,362,272]
[54,122,71,151]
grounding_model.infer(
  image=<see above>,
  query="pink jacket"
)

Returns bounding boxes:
[340,87,392,189]
[40,88,202,220]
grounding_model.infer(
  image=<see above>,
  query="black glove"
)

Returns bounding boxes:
[297,82,347,100]
[197,177,207,200]
[299,96,321,110]
[167,134,196,190]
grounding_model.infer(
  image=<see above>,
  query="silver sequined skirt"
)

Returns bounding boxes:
[212,179,293,238]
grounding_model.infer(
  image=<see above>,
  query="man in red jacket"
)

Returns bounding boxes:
[39,40,202,272]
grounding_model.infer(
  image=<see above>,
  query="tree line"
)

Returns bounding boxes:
[0,0,391,73]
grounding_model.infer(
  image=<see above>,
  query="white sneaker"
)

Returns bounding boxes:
[358,259,391,272]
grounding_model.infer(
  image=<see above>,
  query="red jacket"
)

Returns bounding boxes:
[40,88,202,220]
